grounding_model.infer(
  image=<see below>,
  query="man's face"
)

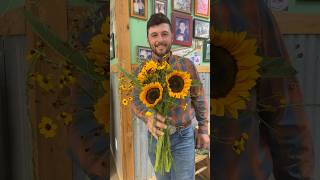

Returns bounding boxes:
[147,23,173,57]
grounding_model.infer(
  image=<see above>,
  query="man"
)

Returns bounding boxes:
[132,13,209,180]
[213,0,314,179]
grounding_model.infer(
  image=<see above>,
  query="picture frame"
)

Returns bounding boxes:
[110,33,115,59]
[130,0,148,20]
[172,0,192,14]
[194,0,210,18]
[153,0,168,16]
[203,40,210,62]
[172,12,193,47]
[193,19,210,39]
[137,46,152,62]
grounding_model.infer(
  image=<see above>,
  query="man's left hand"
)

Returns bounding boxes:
[196,133,210,149]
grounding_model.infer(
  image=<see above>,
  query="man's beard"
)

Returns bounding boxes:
[150,41,171,57]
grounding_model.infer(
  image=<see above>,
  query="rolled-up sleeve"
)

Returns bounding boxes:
[186,59,209,135]
[257,2,314,179]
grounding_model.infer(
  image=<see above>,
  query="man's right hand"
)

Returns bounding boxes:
[146,113,167,140]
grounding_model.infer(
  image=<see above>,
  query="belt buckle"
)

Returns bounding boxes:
[168,125,176,135]
[176,125,185,131]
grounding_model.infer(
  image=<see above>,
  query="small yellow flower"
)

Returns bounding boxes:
[59,112,73,125]
[145,111,152,117]
[241,133,249,140]
[38,117,58,138]
[232,139,245,155]
[128,97,133,101]
[119,84,126,91]
[122,98,129,106]
[36,74,54,92]
[182,103,188,111]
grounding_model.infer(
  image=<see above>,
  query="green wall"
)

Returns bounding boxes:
[288,0,320,13]
[128,0,210,65]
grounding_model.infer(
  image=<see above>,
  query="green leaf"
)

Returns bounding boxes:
[22,10,103,82]
[116,63,142,88]
[259,57,297,78]
[191,80,202,87]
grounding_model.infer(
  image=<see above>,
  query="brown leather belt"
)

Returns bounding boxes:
[168,120,192,135]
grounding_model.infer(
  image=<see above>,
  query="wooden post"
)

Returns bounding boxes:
[114,0,135,179]
[25,0,72,179]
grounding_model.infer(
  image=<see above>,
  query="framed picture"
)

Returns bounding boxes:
[203,40,210,62]
[110,33,115,59]
[194,0,210,18]
[172,12,193,47]
[267,0,289,11]
[153,0,168,16]
[130,0,148,20]
[172,0,192,14]
[193,19,210,39]
[137,46,152,61]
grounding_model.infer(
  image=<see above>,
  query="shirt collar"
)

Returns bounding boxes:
[151,51,173,63]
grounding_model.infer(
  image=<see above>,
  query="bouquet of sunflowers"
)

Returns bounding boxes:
[119,55,196,175]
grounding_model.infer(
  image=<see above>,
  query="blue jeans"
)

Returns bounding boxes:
[148,125,195,180]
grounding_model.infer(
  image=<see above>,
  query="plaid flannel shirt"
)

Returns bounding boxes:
[132,52,209,134]
[212,0,314,179]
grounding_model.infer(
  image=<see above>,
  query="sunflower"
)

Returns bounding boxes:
[137,61,158,83]
[212,29,261,119]
[94,94,109,133]
[166,71,192,99]
[139,82,163,108]
[38,116,58,138]
[157,61,170,70]
[86,17,108,75]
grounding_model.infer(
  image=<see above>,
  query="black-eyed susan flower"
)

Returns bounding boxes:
[59,70,75,88]
[166,70,192,99]
[128,97,133,101]
[139,82,163,108]
[122,98,129,106]
[212,29,262,119]
[36,74,54,92]
[59,112,73,125]
[38,116,58,138]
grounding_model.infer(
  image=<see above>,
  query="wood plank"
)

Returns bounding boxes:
[0,7,26,35]
[25,0,72,180]
[114,0,134,179]
[273,12,320,34]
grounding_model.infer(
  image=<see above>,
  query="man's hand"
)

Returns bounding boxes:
[196,133,210,149]
[146,113,167,140]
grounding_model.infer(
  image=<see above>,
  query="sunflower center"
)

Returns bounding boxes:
[212,46,238,98]
[146,88,160,104]
[168,76,184,92]
[45,124,52,130]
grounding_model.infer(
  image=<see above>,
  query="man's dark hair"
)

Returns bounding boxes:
[147,13,172,35]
